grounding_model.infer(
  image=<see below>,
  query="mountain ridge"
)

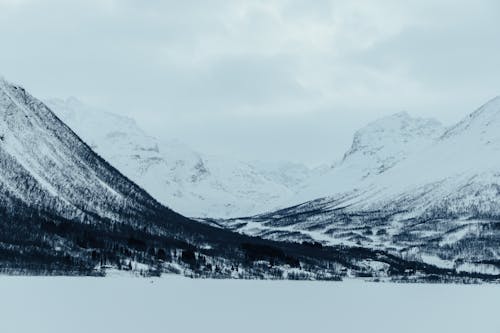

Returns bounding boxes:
[45,97,315,218]
[289,110,444,205]
[3,76,457,281]
[3,76,500,281]
[216,96,500,276]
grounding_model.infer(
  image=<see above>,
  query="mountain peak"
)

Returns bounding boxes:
[343,112,443,162]
[0,77,27,95]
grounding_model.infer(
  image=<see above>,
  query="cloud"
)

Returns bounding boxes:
[0,0,499,164]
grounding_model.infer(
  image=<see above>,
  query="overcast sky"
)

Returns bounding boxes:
[1,0,500,165]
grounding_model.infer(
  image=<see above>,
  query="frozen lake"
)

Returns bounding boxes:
[0,275,498,333]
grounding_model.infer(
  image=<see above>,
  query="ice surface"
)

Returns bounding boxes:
[0,276,498,333]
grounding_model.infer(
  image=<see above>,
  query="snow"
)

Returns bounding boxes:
[45,98,315,218]
[233,96,500,237]
[0,81,61,198]
[347,96,500,210]
[47,95,500,223]
[0,275,499,333]
[0,77,164,224]
[287,97,500,215]
[5,78,500,281]
[212,97,500,271]
[420,254,455,269]
[291,112,444,204]
[438,224,476,247]
[234,219,361,247]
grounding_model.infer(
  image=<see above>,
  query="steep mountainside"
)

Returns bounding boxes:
[45,98,311,218]
[2,77,467,281]
[218,98,500,276]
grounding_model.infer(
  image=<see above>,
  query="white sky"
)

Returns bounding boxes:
[1,0,500,165]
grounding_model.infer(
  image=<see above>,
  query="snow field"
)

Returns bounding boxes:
[0,275,498,333]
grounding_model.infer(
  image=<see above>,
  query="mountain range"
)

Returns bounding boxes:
[4,76,466,281]
[45,91,500,277]
[2,75,500,282]
[219,97,500,276]
[45,97,315,218]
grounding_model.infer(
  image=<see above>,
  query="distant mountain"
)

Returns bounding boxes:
[218,99,500,276]
[4,77,461,281]
[45,98,313,218]
[291,112,444,204]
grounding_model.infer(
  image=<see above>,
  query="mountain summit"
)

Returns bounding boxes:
[291,111,444,203]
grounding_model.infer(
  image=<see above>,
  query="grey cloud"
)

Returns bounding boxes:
[0,0,499,164]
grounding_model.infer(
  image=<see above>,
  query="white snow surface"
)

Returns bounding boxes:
[0,275,499,333]
[46,97,315,218]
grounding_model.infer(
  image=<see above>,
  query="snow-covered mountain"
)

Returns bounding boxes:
[45,98,313,218]
[0,77,186,273]
[0,80,157,223]
[0,77,376,280]
[1,76,497,281]
[218,98,500,275]
[291,112,445,204]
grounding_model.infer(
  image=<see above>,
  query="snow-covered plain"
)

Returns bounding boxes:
[0,276,498,333]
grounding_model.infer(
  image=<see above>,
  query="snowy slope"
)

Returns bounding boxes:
[343,96,500,214]
[291,112,444,204]
[46,98,313,218]
[0,79,158,223]
[2,277,500,333]
[218,97,500,274]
